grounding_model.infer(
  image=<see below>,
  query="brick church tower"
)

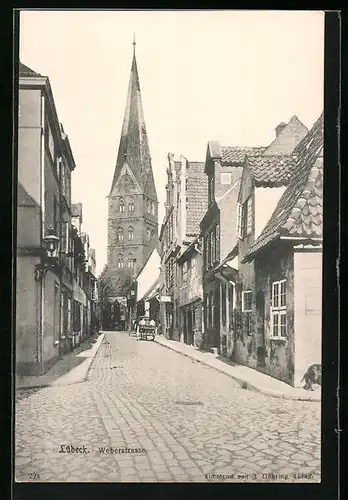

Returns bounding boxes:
[107,39,158,279]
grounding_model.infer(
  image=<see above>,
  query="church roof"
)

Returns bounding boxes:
[109,46,157,201]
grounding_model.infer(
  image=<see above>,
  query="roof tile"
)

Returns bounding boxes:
[245,154,297,187]
[221,146,265,165]
[243,112,324,260]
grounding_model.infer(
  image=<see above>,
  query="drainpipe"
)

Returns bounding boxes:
[39,93,45,374]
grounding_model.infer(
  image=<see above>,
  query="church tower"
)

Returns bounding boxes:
[107,38,158,278]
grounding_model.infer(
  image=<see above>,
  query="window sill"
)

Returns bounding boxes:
[269,336,287,342]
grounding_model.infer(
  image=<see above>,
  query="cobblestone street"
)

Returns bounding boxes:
[15,332,321,483]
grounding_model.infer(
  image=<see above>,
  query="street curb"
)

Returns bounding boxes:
[82,332,105,382]
[154,338,321,402]
[16,333,105,391]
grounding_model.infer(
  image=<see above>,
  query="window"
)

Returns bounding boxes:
[221,283,227,327]
[119,198,125,212]
[182,261,188,283]
[242,291,252,312]
[191,255,196,276]
[66,171,71,207]
[221,172,232,185]
[209,175,214,204]
[62,222,69,254]
[128,226,134,241]
[271,279,287,338]
[128,198,135,212]
[237,202,243,239]
[147,200,151,213]
[117,227,124,242]
[53,195,58,235]
[210,291,214,329]
[215,224,220,261]
[210,231,216,264]
[151,201,155,215]
[204,293,209,330]
[237,197,252,239]
[228,284,234,330]
[246,197,252,235]
[127,254,135,269]
[56,156,61,181]
[147,228,151,241]
[242,290,252,335]
[117,254,124,268]
[204,235,209,268]
[45,120,55,161]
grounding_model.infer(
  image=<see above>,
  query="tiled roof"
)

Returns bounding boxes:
[243,112,324,261]
[245,155,297,187]
[186,161,208,235]
[221,146,265,165]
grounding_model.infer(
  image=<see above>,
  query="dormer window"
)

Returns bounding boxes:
[119,198,125,212]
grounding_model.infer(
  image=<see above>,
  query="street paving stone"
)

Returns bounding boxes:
[15,332,321,483]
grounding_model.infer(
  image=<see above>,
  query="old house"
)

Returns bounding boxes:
[70,204,87,347]
[159,155,207,341]
[200,142,265,351]
[240,113,323,387]
[87,248,98,334]
[16,62,76,375]
[201,115,308,356]
[176,237,204,348]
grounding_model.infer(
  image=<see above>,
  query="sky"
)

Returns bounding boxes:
[19,10,324,276]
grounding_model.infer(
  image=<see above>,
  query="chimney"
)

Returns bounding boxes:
[275,122,287,137]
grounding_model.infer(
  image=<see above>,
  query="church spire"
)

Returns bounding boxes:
[133,32,136,56]
[109,37,157,202]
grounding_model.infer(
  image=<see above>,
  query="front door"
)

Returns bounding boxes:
[256,290,266,366]
[214,286,220,347]
[187,308,193,345]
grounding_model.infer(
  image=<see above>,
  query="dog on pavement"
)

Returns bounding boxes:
[301,364,322,390]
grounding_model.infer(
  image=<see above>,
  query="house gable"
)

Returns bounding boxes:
[262,115,308,156]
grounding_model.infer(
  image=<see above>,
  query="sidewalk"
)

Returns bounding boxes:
[155,336,321,402]
[16,333,105,390]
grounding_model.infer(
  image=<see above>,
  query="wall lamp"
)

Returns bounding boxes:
[34,226,60,281]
